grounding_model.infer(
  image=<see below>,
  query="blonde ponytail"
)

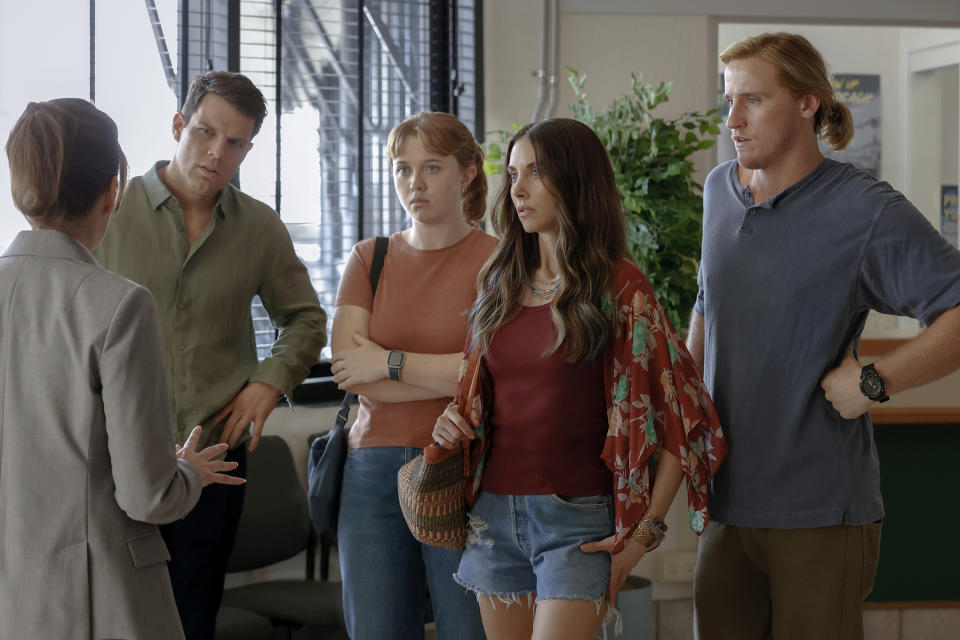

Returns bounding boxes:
[820,100,854,151]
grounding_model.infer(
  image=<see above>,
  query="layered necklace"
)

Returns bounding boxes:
[529,274,562,300]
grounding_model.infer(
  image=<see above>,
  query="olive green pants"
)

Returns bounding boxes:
[693,520,882,640]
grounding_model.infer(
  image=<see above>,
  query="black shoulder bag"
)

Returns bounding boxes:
[307,236,388,538]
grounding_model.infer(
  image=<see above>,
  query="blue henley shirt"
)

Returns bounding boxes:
[696,158,960,528]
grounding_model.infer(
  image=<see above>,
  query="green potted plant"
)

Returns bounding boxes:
[568,67,721,331]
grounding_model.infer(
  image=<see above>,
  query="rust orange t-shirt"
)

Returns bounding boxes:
[335,229,497,448]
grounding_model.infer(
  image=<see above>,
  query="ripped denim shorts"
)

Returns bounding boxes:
[453,491,615,607]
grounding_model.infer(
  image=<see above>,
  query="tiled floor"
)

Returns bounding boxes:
[899,608,960,640]
[657,599,694,640]
[864,608,900,640]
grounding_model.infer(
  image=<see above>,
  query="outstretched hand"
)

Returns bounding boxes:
[213,381,281,452]
[581,533,648,607]
[177,426,245,487]
[821,344,874,419]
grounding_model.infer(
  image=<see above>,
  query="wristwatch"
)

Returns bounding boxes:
[387,350,405,381]
[859,363,889,403]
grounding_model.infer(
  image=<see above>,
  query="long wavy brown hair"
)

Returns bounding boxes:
[469,118,627,362]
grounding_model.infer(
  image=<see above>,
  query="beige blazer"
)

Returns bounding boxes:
[0,230,201,640]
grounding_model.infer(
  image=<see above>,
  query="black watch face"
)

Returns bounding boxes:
[860,371,884,398]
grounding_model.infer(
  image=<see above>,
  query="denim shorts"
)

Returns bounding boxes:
[453,491,615,605]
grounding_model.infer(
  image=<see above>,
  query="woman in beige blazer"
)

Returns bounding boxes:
[0,99,244,639]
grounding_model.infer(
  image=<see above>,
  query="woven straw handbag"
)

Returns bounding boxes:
[397,347,482,551]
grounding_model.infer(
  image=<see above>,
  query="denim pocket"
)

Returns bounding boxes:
[549,494,612,510]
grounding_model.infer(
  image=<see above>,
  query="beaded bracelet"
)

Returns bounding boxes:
[645,516,668,542]
[631,515,669,549]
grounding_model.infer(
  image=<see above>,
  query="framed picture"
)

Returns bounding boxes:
[820,74,881,179]
[942,185,958,248]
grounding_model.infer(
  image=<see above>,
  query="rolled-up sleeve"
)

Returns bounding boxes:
[250,215,327,398]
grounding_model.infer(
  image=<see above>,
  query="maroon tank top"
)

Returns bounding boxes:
[480,303,613,496]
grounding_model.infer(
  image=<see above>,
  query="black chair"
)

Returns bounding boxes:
[213,606,273,640]
[219,435,347,640]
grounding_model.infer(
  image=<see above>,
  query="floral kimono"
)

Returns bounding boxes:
[463,259,728,552]
[601,260,728,552]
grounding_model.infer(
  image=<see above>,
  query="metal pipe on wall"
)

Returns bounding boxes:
[530,0,549,122]
[544,0,559,118]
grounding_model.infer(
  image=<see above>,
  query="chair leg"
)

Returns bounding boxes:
[305,528,317,580]
[320,535,331,581]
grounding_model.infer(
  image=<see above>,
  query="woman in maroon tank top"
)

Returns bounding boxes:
[433,118,728,639]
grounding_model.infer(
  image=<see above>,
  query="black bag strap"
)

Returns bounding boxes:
[337,236,389,427]
[369,235,389,296]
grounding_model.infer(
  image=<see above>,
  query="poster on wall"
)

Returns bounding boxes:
[820,74,881,179]
[943,185,958,248]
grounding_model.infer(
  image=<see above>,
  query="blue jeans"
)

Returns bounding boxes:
[337,446,485,640]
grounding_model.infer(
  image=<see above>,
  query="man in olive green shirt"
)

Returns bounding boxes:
[95,71,326,640]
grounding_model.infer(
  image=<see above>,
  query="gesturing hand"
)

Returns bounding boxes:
[331,334,389,388]
[821,345,874,419]
[213,381,282,452]
[177,426,245,487]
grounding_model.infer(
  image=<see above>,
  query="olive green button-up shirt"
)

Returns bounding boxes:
[95,162,327,448]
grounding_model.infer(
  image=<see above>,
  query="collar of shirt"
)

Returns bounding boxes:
[141,160,232,221]
[730,157,834,211]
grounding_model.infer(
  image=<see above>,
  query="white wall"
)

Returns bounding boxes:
[900,28,960,218]
[483,5,717,187]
